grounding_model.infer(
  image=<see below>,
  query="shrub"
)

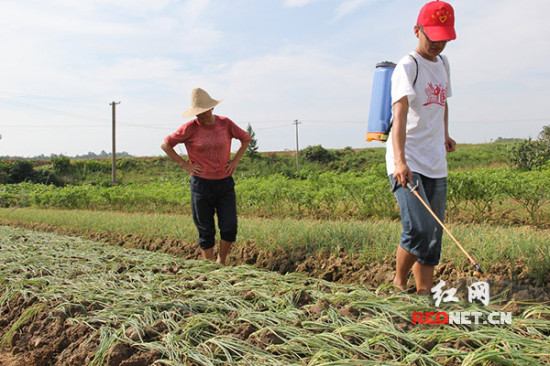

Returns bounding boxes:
[448,169,506,220]
[500,169,550,223]
[508,138,550,171]
[51,155,71,175]
[0,161,10,184]
[302,145,335,164]
[8,160,35,183]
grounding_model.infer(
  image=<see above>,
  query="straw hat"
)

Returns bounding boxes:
[183,88,222,117]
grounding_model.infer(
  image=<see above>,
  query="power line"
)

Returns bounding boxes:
[0,92,546,132]
[0,91,87,101]
[0,124,105,128]
[254,123,293,130]
[0,96,108,124]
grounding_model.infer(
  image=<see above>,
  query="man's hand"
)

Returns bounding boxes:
[445,137,456,152]
[393,162,413,189]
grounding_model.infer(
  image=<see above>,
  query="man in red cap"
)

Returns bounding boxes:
[386,1,457,295]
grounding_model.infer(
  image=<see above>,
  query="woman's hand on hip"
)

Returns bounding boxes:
[225,160,239,175]
[183,163,203,175]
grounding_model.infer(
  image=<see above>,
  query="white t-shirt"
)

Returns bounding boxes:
[385,51,451,178]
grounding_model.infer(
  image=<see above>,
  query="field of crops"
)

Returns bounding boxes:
[1,207,549,289]
[1,167,549,226]
[1,142,549,365]
[1,226,549,365]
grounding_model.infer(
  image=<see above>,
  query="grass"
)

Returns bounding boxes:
[1,225,549,365]
[0,303,46,347]
[0,207,549,283]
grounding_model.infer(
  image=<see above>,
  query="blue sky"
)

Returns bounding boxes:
[1,0,548,157]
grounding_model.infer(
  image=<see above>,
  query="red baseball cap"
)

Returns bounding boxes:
[417,1,456,41]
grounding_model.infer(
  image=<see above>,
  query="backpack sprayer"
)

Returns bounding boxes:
[366,61,396,143]
[366,56,446,143]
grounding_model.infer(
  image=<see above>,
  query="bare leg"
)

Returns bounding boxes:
[393,245,418,290]
[412,262,434,295]
[201,247,215,261]
[216,239,233,265]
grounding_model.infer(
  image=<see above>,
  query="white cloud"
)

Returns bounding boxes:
[451,0,550,86]
[0,0,549,157]
[331,0,371,22]
[0,2,134,35]
[101,58,182,82]
[210,46,368,132]
[180,0,212,23]
[283,0,322,8]
[439,0,550,141]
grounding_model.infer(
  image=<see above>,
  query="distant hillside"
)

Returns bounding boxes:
[0,150,133,161]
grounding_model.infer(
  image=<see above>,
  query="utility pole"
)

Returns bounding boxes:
[110,101,121,185]
[293,119,301,173]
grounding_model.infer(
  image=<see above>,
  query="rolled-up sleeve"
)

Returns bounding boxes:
[164,124,189,147]
[228,120,252,142]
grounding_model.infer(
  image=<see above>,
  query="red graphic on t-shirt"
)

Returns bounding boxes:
[423,82,447,106]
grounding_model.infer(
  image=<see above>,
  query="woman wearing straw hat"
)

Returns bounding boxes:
[161,88,251,265]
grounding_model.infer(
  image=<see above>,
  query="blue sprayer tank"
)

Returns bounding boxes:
[366,61,396,142]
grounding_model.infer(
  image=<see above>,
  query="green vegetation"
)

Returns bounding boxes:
[0,150,132,161]
[1,207,549,284]
[1,226,548,365]
[507,125,550,171]
[0,141,517,186]
[0,159,62,185]
[2,134,548,184]
[509,139,550,171]
[1,166,548,226]
[1,134,550,364]
[245,123,259,158]
[0,137,548,272]
[1,140,548,285]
